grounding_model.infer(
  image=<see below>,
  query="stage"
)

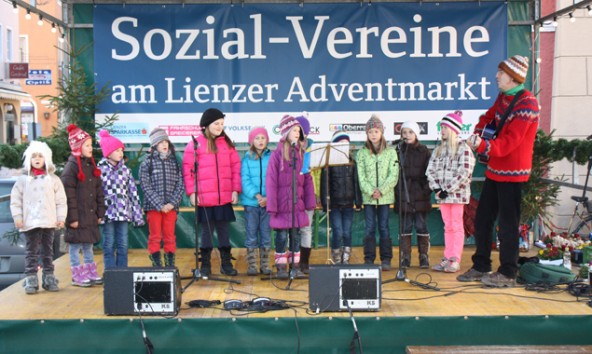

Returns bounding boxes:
[0,246,591,353]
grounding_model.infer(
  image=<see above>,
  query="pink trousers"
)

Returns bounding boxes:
[439,204,465,261]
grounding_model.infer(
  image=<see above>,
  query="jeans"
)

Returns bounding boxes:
[471,178,523,278]
[244,206,272,248]
[401,212,429,235]
[24,228,55,275]
[275,229,300,253]
[299,209,314,248]
[69,243,94,267]
[101,221,129,269]
[364,204,390,240]
[330,207,354,248]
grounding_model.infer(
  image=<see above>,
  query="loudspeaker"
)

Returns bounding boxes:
[104,267,182,316]
[309,264,381,312]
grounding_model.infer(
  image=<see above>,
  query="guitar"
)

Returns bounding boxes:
[477,122,496,164]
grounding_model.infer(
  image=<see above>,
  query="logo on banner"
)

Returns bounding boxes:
[394,122,428,135]
[108,123,150,142]
[225,125,251,132]
[308,126,320,135]
[272,124,281,135]
[329,124,366,133]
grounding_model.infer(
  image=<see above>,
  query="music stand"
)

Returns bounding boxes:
[182,136,239,292]
[309,142,351,264]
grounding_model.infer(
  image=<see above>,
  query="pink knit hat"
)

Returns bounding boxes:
[98,129,124,158]
[67,124,101,181]
[440,110,463,135]
[248,126,269,145]
[279,115,302,142]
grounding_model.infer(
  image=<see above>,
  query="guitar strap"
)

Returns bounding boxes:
[491,89,525,139]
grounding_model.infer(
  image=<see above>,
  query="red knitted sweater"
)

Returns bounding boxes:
[474,89,540,182]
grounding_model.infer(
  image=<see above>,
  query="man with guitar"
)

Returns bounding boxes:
[458,55,540,287]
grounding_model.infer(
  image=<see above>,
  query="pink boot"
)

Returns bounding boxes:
[71,265,92,287]
[85,263,103,285]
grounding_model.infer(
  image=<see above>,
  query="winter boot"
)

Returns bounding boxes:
[259,247,272,275]
[299,247,311,274]
[42,273,59,292]
[399,234,412,268]
[71,265,92,287]
[247,248,259,276]
[332,248,343,264]
[379,238,393,271]
[219,247,238,276]
[22,274,39,295]
[200,248,212,277]
[275,252,289,279]
[288,251,305,278]
[418,234,431,269]
[342,247,352,264]
[363,236,377,264]
[85,263,103,285]
[164,252,176,267]
[149,252,162,267]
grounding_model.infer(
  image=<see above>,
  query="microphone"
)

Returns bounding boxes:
[291,142,297,147]
[191,135,199,145]
[405,278,440,291]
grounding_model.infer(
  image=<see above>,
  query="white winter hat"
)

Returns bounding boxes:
[401,121,421,136]
[23,141,55,175]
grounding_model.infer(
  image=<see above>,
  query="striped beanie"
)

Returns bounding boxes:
[149,128,169,148]
[440,111,463,135]
[331,130,350,143]
[279,114,302,142]
[498,55,529,84]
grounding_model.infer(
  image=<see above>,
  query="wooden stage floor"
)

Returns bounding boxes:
[1,246,591,321]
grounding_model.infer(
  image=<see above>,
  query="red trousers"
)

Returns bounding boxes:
[147,210,177,254]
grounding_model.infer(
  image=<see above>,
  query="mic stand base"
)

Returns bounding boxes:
[382,268,407,285]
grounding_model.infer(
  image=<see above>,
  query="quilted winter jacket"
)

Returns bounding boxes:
[320,159,362,211]
[139,150,185,212]
[98,159,144,226]
[240,149,270,207]
[61,155,106,244]
[356,146,399,205]
[266,144,316,229]
[394,141,432,213]
[426,139,475,205]
[10,173,67,232]
[182,134,242,207]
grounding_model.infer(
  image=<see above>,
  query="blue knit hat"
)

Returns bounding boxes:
[331,130,350,143]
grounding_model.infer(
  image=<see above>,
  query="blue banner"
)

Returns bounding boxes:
[94,2,507,142]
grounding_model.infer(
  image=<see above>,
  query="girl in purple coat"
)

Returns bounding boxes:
[266,115,316,279]
[182,108,242,277]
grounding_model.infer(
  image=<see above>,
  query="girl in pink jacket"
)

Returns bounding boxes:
[266,115,316,279]
[182,108,242,277]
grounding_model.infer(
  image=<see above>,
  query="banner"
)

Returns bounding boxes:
[94,2,507,142]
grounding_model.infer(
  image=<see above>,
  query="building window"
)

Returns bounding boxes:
[7,28,13,62]
[19,36,29,63]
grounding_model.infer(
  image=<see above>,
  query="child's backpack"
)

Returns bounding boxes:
[517,262,576,285]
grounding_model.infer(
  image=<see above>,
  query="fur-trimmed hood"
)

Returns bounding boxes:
[22,141,56,175]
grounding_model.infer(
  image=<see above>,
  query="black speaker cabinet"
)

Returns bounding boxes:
[309,264,381,312]
[104,267,182,316]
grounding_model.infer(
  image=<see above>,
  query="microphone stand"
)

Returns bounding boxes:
[183,135,239,291]
[286,142,299,290]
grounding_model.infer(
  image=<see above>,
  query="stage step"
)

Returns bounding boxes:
[407,345,592,353]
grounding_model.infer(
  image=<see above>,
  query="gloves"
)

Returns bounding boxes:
[439,190,449,199]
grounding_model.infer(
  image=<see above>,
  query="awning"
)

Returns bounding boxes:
[0,87,31,101]
[21,101,35,113]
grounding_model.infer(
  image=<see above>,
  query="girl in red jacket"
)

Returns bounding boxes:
[182,108,242,277]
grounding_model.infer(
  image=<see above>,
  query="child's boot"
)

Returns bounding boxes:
[299,247,311,274]
[379,238,393,271]
[85,262,103,285]
[200,248,212,277]
[288,251,305,278]
[246,248,258,276]
[42,273,59,292]
[164,252,175,267]
[342,247,352,264]
[22,274,39,295]
[418,234,431,269]
[71,265,92,287]
[331,248,343,264]
[363,236,376,265]
[399,234,412,268]
[219,247,238,276]
[275,252,288,279]
[149,252,162,267]
[259,247,272,275]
